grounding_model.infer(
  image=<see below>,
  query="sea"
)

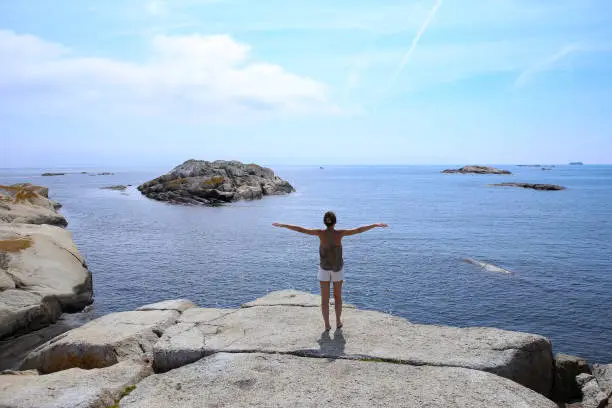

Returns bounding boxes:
[1,164,611,363]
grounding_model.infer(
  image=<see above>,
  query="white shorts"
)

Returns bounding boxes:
[318,268,344,282]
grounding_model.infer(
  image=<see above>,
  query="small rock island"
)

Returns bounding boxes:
[490,183,566,191]
[138,160,295,206]
[442,165,512,175]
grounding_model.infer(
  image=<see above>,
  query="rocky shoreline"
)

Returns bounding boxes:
[137,159,295,206]
[1,183,610,408]
[0,183,93,368]
[0,290,609,407]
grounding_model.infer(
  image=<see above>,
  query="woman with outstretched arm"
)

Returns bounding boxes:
[272,211,388,331]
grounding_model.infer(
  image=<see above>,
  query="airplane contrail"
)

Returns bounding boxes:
[514,44,579,88]
[376,0,442,109]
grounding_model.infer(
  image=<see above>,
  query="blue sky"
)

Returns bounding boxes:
[1,0,611,167]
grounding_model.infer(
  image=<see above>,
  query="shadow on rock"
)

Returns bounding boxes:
[316,329,346,362]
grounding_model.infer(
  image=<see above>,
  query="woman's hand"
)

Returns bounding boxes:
[375,223,388,228]
[272,223,284,228]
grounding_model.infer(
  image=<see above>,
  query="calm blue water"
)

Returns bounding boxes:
[1,165,611,363]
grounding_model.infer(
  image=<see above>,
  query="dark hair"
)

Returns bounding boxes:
[323,211,336,228]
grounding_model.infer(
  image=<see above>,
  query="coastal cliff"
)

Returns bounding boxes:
[0,184,93,364]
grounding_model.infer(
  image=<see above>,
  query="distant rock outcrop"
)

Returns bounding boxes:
[138,160,295,206]
[100,185,129,191]
[490,183,566,191]
[442,166,512,175]
[41,173,65,177]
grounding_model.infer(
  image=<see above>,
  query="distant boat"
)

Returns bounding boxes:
[569,162,584,165]
[319,166,324,170]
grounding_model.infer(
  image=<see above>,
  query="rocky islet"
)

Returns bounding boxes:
[137,159,295,206]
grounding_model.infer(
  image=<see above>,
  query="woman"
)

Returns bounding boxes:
[272,211,388,331]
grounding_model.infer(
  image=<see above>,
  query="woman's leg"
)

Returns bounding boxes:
[319,281,331,330]
[333,280,343,328]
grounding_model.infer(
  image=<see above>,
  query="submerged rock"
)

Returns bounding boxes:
[100,185,128,191]
[490,182,566,191]
[463,258,512,274]
[137,159,295,206]
[442,165,512,175]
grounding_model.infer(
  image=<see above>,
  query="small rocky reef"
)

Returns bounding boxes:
[442,165,512,175]
[137,159,295,206]
[1,290,610,407]
[100,185,130,191]
[0,184,93,368]
[491,182,566,191]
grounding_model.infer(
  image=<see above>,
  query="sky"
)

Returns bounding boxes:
[1,0,611,167]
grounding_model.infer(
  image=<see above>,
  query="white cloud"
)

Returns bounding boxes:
[0,30,335,121]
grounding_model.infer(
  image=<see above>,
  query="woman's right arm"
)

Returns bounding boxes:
[272,223,320,236]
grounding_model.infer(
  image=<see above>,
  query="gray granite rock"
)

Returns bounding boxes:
[553,353,591,402]
[0,309,93,371]
[205,291,553,396]
[241,289,355,308]
[20,310,178,374]
[152,322,214,373]
[593,364,612,398]
[136,299,196,313]
[119,353,557,408]
[577,373,609,408]
[0,361,150,408]
[0,184,67,226]
[0,223,93,340]
[137,160,295,206]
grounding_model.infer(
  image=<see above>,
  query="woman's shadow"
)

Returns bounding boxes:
[316,329,346,362]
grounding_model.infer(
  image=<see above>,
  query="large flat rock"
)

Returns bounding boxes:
[119,352,557,408]
[136,299,196,313]
[241,289,355,308]
[204,292,553,396]
[20,310,179,373]
[0,361,151,408]
[0,223,93,340]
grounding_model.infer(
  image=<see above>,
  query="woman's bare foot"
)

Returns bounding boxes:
[325,325,332,331]
[336,322,343,330]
